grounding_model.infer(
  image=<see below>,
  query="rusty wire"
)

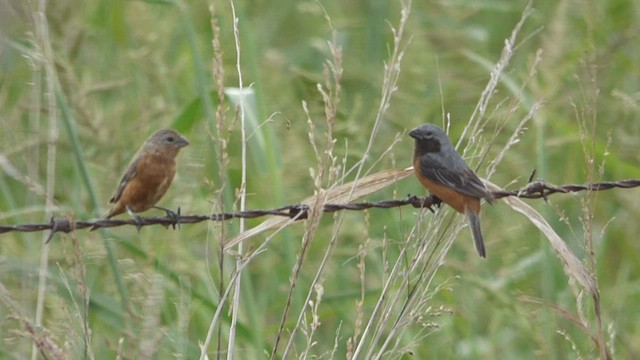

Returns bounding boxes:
[0,178,638,242]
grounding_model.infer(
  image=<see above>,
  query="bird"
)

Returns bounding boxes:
[95,128,189,230]
[409,123,493,257]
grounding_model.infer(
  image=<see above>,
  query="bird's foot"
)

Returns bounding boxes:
[406,194,442,213]
[133,214,144,232]
[126,207,144,232]
[429,195,443,209]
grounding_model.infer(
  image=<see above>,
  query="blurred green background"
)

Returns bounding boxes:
[1,0,639,358]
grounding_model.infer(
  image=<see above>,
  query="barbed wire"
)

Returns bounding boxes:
[1,178,638,242]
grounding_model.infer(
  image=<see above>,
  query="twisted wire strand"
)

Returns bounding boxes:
[0,179,638,242]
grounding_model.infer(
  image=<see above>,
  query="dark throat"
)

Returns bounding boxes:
[414,139,440,157]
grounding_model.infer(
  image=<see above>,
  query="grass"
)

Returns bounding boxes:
[1,0,639,358]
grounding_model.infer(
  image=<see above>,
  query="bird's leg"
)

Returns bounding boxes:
[154,206,181,229]
[422,194,443,213]
[126,206,144,232]
[406,194,443,213]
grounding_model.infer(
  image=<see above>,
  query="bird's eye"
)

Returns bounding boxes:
[166,136,175,142]
[425,131,432,137]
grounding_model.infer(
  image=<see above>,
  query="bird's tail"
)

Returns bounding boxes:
[465,209,486,258]
[89,213,110,232]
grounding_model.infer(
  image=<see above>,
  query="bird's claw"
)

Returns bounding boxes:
[430,195,443,209]
[125,206,144,232]
[133,214,143,232]
[422,195,442,213]
[407,194,442,213]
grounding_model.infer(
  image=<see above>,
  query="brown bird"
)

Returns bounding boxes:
[409,124,493,257]
[97,129,189,230]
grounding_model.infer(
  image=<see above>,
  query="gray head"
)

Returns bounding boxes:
[409,124,452,154]
[144,129,190,150]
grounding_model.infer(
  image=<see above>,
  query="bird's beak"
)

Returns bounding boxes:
[408,128,420,139]
[177,135,190,148]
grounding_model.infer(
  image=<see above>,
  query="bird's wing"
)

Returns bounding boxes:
[420,153,491,200]
[109,157,140,203]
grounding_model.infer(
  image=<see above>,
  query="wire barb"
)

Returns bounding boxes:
[1,178,638,241]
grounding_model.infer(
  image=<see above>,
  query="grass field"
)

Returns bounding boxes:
[1,0,639,358]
